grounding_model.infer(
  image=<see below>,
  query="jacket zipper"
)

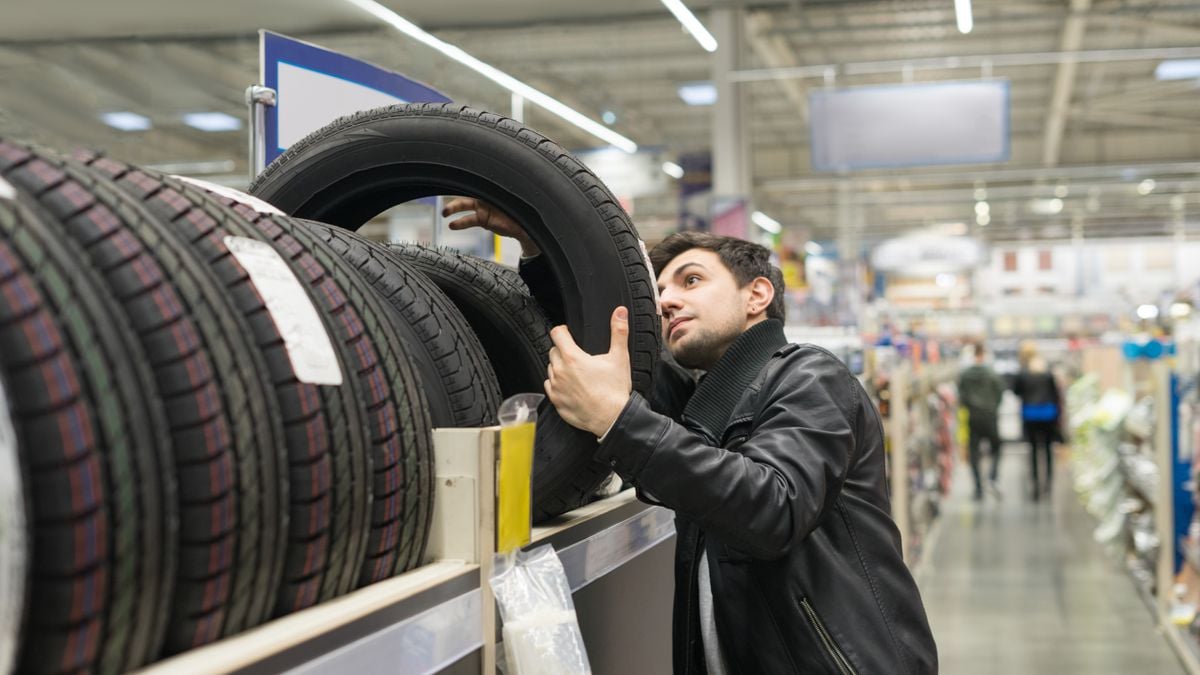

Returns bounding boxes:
[800,597,857,675]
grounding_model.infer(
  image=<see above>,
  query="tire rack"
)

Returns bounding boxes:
[886,363,959,568]
[1074,345,1200,674]
[137,428,676,674]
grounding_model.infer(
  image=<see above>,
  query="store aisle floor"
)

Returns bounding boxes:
[915,445,1184,673]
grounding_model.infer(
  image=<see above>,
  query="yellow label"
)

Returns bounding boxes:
[497,422,535,553]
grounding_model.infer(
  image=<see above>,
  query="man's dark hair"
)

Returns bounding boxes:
[650,231,786,322]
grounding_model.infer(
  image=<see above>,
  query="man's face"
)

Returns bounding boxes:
[656,249,756,370]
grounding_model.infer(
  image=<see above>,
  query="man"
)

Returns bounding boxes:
[957,340,1006,501]
[445,198,937,674]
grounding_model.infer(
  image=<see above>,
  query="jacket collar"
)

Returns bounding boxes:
[682,319,788,443]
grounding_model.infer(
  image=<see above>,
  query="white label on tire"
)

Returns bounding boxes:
[224,236,343,386]
[639,239,663,317]
[0,381,25,675]
[0,177,15,201]
[173,175,285,215]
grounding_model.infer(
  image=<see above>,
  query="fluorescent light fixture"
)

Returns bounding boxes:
[1155,59,1200,81]
[974,201,990,216]
[751,211,782,234]
[662,161,685,179]
[936,273,955,288]
[1054,184,1069,198]
[102,111,152,132]
[183,112,242,132]
[678,82,718,106]
[343,0,638,153]
[955,0,973,34]
[1138,178,1156,195]
[659,0,718,52]
[601,110,617,125]
[974,187,987,201]
[1137,304,1159,320]
[804,241,823,256]
[1031,198,1064,215]
[976,213,991,226]
[1170,302,1192,319]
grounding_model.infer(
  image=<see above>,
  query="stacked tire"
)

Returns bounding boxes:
[249,103,662,522]
[0,102,659,672]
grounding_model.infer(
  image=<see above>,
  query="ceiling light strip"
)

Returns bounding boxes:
[344,0,638,153]
[659,0,719,52]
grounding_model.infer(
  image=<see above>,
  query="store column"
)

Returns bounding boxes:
[710,7,752,239]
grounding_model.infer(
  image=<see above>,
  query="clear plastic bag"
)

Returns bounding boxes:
[490,545,591,675]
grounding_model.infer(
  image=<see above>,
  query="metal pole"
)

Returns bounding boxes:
[245,85,277,183]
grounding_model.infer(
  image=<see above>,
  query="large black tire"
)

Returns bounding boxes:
[302,221,501,428]
[385,245,616,520]
[0,190,176,673]
[249,103,661,517]
[0,141,288,654]
[75,154,373,617]
[183,187,435,583]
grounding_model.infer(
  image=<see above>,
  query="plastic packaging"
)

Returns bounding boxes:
[490,545,591,675]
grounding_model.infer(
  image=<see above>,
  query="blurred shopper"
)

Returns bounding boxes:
[1012,347,1063,500]
[957,340,1005,501]
[444,197,938,674]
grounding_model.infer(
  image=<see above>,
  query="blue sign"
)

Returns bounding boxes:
[260,31,451,165]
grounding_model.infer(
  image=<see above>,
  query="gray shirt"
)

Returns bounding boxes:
[697,550,728,675]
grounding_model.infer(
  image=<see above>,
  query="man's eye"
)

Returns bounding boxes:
[685,275,700,286]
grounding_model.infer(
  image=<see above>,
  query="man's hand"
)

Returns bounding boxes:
[442,197,540,256]
[544,307,632,438]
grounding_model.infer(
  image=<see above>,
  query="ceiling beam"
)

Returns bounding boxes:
[1069,107,1200,132]
[1042,0,1092,168]
[744,10,810,123]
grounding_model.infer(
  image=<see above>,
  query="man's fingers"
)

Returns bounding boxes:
[440,197,476,217]
[608,306,629,355]
[446,214,482,230]
[549,325,585,357]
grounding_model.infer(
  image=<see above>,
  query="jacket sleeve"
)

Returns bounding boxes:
[516,254,566,326]
[594,359,856,561]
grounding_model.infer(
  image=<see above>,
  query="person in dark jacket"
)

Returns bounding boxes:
[443,198,938,674]
[1011,350,1063,500]
[957,340,1006,501]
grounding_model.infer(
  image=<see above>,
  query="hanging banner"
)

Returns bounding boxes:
[810,80,1010,171]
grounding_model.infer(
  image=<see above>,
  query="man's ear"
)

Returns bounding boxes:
[746,276,775,319]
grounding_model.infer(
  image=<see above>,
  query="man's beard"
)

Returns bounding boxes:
[669,320,741,370]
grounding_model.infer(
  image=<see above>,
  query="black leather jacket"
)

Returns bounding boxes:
[520,259,937,674]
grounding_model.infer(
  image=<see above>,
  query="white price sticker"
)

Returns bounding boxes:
[224,236,343,386]
[173,176,285,215]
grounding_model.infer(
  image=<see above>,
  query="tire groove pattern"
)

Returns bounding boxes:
[0,140,287,655]
[75,154,369,616]
[181,189,433,584]
[0,192,176,674]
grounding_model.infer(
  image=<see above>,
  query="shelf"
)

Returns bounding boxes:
[1165,624,1200,675]
[140,561,481,675]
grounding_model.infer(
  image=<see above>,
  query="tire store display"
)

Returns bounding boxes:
[249,103,662,519]
[1,102,656,670]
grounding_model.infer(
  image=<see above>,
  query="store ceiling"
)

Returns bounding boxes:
[1,0,1198,246]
